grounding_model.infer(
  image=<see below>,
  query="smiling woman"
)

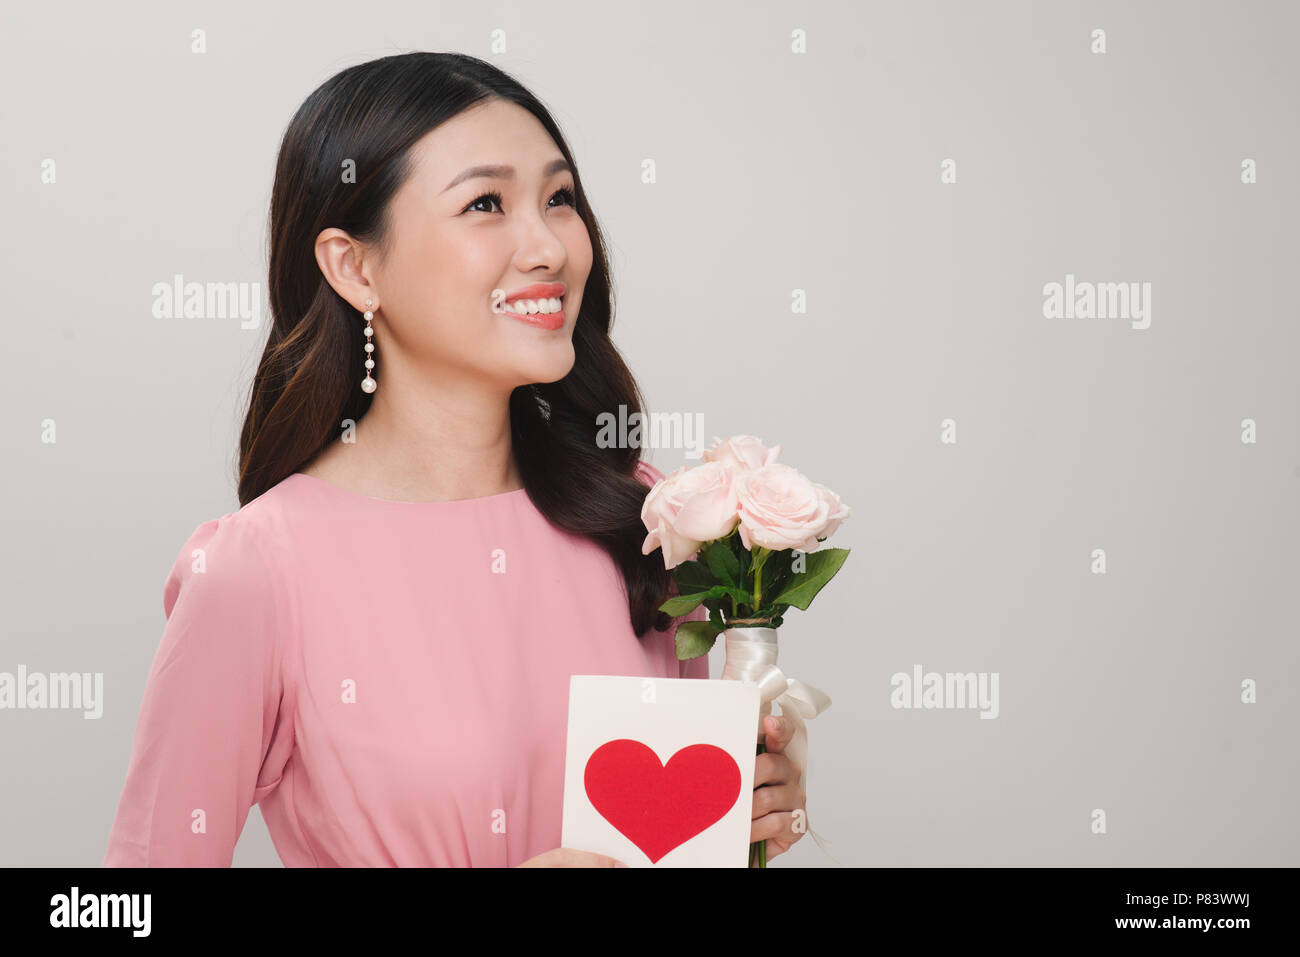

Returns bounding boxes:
[101,51,714,870]
[303,94,595,414]
[245,52,664,609]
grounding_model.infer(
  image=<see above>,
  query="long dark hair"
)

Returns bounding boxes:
[238,51,675,637]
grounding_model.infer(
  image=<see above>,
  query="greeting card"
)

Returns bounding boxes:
[560,675,759,867]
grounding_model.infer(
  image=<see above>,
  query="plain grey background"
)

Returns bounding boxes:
[1,0,1296,866]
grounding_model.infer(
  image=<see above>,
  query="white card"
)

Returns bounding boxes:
[560,675,760,867]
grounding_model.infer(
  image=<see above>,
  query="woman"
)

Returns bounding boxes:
[102,51,806,867]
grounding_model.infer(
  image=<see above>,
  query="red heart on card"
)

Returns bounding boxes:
[583,739,742,863]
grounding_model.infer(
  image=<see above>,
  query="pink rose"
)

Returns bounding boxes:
[735,463,848,552]
[640,462,741,569]
[700,435,782,473]
[812,483,852,542]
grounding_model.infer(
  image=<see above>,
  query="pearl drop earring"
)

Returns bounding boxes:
[361,297,377,394]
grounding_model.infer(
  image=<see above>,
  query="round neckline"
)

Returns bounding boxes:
[291,471,529,507]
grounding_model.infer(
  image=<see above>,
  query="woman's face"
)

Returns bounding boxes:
[360,98,593,390]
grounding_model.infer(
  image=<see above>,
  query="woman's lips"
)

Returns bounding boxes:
[502,302,564,330]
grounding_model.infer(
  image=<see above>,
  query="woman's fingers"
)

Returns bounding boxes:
[751,782,805,820]
[754,750,798,788]
[763,715,795,754]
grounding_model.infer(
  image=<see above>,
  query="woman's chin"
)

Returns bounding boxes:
[511,343,576,386]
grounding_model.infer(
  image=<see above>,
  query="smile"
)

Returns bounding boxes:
[501,296,564,330]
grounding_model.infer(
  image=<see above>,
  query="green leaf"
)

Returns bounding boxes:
[761,550,793,600]
[706,541,741,587]
[674,620,721,660]
[769,548,851,610]
[671,560,715,593]
[659,592,708,616]
[661,583,749,617]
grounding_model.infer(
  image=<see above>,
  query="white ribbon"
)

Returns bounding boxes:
[719,627,831,851]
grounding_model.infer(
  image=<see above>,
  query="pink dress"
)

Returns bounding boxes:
[102,460,709,867]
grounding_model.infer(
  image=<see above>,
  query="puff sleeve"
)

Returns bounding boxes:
[634,459,712,681]
[102,512,294,866]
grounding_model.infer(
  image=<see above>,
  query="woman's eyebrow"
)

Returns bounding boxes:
[441,158,572,194]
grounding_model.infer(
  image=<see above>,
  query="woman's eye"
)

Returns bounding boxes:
[464,190,504,214]
[464,185,577,214]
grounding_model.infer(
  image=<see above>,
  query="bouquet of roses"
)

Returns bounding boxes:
[639,435,850,866]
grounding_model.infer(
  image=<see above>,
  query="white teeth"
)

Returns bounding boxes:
[507,296,562,315]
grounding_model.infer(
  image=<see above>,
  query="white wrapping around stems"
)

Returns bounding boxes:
[718,626,831,801]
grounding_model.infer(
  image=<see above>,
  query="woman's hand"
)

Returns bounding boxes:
[517,848,627,867]
[751,714,807,861]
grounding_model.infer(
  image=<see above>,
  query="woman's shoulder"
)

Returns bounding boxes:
[161,479,300,616]
[163,512,268,618]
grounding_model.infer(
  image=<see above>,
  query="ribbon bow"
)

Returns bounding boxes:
[719,627,831,811]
